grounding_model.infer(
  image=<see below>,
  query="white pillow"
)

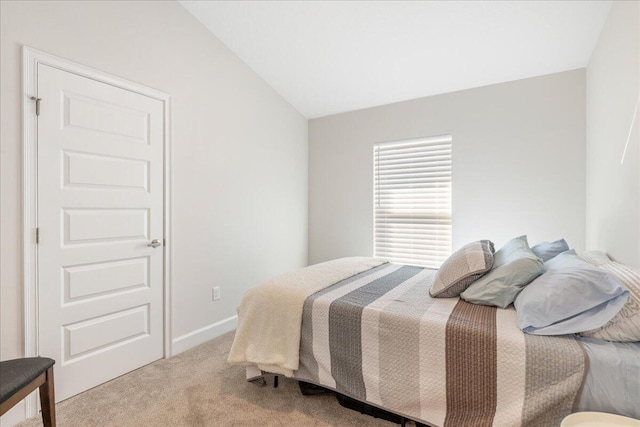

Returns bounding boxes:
[580,250,612,266]
[580,258,640,342]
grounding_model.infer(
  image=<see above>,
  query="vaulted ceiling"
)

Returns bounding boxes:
[180,1,612,118]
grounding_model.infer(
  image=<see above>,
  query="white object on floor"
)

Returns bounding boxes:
[245,365,262,381]
[561,412,640,427]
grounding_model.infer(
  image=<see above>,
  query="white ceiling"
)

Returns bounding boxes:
[180,1,612,119]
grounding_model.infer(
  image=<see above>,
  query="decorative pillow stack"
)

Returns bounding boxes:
[514,250,629,336]
[580,252,640,342]
[460,236,544,308]
[429,240,495,298]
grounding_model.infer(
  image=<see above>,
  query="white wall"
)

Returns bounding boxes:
[1,1,307,422]
[309,70,586,264]
[586,1,640,267]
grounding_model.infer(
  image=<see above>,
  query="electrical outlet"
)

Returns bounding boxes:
[213,286,221,301]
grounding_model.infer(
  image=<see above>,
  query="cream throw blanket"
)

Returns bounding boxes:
[227,257,387,376]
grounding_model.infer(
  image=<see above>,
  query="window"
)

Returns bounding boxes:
[373,135,452,268]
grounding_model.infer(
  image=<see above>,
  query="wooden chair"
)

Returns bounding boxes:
[0,357,56,426]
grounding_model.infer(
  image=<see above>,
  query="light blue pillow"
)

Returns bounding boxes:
[531,239,570,262]
[460,236,544,309]
[514,250,629,335]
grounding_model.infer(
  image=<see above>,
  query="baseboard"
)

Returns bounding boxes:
[171,315,237,356]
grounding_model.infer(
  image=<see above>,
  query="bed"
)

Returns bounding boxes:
[228,258,640,427]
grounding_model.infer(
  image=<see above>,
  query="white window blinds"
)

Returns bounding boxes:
[373,136,452,269]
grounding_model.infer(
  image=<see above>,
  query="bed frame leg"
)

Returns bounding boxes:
[273,375,279,388]
[400,416,406,427]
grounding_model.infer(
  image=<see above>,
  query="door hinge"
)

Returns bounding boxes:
[30,96,41,116]
[35,227,40,244]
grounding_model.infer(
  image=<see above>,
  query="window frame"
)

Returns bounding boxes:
[373,135,452,268]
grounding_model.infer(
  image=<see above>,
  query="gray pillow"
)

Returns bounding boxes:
[460,235,543,308]
[429,240,495,298]
[531,239,570,262]
[515,250,629,335]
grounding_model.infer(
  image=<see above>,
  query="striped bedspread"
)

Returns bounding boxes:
[293,263,587,427]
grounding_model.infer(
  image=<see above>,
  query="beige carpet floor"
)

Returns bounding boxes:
[18,331,398,426]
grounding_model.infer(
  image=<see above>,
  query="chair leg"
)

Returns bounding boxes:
[39,367,56,427]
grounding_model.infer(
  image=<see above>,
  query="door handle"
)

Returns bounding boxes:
[147,239,162,248]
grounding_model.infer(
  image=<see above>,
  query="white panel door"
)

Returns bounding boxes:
[37,64,165,402]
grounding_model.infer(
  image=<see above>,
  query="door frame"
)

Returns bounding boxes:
[22,46,173,417]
